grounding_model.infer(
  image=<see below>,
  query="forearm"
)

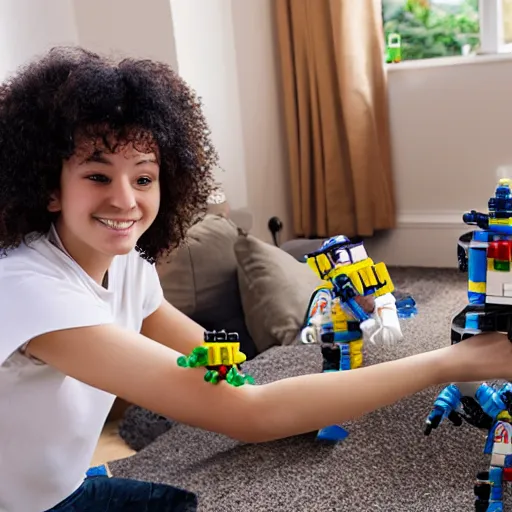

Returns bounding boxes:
[245,347,453,443]
[141,299,206,355]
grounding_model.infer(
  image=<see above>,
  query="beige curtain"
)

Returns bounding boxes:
[275,0,396,238]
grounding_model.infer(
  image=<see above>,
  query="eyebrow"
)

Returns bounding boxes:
[80,152,158,166]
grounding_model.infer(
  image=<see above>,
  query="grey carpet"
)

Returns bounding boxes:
[110,268,509,511]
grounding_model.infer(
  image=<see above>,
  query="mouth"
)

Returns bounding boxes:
[95,218,138,231]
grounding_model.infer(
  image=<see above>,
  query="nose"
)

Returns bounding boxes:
[109,177,136,211]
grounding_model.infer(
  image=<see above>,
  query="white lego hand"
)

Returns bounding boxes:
[361,294,403,348]
[300,314,323,344]
[300,326,318,344]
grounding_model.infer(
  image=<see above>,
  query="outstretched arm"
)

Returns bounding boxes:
[25,326,512,444]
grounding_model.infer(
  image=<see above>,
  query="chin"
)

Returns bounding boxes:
[100,239,138,257]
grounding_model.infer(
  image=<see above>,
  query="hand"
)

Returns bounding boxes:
[443,332,512,383]
[300,315,323,344]
[360,294,403,348]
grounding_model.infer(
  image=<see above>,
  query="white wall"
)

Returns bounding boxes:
[231,0,293,243]
[170,0,249,213]
[365,55,512,268]
[169,0,292,243]
[73,0,177,68]
[0,0,79,82]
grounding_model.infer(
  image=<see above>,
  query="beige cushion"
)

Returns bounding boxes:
[234,231,324,353]
[157,214,257,358]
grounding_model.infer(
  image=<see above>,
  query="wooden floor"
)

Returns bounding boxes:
[91,419,136,468]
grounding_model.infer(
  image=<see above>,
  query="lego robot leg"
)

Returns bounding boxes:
[339,343,351,371]
[486,466,504,512]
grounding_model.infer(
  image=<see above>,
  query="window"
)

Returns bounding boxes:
[382,0,512,62]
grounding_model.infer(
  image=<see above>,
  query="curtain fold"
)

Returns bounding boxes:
[275,0,396,239]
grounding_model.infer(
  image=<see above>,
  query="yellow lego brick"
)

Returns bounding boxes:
[497,410,512,422]
[488,258,495,271]
[314,281,333,292]
[333,320,348,331]
[489,218,512,226]
[332,302,351,324]
[372,262,395,297]
[349,339,363,369]
[468,281,486,294]
[307,253,332,278]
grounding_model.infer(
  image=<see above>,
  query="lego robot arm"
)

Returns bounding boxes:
[300,288,333,344]
[424,382,498,435]
[359,292,404,348]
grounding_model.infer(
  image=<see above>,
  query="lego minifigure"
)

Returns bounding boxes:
[424,174,512,511]
[300,235,416,442]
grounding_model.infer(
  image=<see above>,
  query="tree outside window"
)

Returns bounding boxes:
[382,0,480,61]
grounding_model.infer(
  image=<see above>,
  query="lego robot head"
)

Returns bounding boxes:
[486,168,512,234]
[321,235,368,268]
[306,235,370,280]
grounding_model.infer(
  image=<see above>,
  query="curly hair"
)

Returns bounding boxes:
[0,46,217,263]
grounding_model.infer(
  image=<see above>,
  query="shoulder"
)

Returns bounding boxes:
[0,237,115,363]
[0,234,69,283]
[0,234,96,295]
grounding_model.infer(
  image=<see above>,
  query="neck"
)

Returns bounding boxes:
[53,219,113,286]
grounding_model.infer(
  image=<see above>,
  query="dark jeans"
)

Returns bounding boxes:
[45,474,198,511]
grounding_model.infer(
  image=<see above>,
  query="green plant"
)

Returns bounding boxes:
[382,0,480,61]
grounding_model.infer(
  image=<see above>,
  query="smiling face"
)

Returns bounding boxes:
[48,140,161,281]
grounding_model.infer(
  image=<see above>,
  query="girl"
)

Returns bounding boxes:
[1,46,511,512]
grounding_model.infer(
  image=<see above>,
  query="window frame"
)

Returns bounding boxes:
[479,0,512,54]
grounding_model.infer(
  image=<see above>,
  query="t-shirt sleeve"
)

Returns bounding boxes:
[141,259,164,319]
[0,274,113,366]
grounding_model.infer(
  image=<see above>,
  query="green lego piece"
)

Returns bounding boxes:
[225,366,255,387]
[177,346,209,368]
[385,33,401,64]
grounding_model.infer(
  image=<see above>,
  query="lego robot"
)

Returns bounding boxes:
[424,176,512,511]
[300,235,416,442]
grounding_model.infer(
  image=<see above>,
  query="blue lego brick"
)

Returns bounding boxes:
[489,466,504,501]
[316,424,349,443]
[333,331,361,342]
[339,343,351,370]
[465,313,480,330]
[488,224,512,235]
[86,464,109,478]
[468,246,487,283]
[468,291,485,305]
[474,231,492,242]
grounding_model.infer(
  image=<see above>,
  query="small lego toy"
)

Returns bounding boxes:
[385,33,401,63]
[177,330,255,387]
[300,235,416,442]
[424,172,512,512]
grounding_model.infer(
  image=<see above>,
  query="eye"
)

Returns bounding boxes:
[87,174,110,184]
[335,249,351,265]
[137,176,153,186]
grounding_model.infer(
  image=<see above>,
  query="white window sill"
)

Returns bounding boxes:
[385,52,512,72]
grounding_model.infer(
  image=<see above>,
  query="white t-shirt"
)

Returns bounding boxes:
[0,225,164,512]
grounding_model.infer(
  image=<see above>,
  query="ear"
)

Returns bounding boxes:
[47,191,62,213]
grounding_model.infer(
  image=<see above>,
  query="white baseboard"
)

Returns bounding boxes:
[363,210,470,268]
